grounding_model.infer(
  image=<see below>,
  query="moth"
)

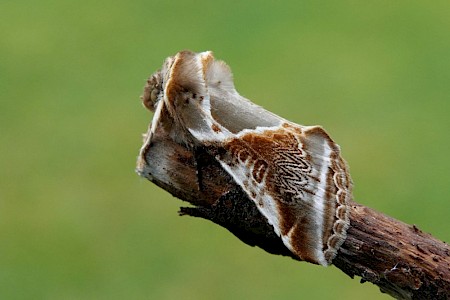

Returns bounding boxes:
[137,50,352,266]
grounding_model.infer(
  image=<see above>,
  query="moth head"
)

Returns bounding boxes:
[141,54,179,112]
[141,70,163,112]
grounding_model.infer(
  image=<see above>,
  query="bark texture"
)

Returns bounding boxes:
[139,126,450,299]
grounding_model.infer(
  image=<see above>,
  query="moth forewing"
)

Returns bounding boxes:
[136,95,166,173]
[138,50,352,266]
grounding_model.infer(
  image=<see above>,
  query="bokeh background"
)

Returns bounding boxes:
[2,1,450,299]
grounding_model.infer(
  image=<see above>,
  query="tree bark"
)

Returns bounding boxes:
[139,125,450,300]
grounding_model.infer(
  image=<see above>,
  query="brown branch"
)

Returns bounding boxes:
[139,125,450,300]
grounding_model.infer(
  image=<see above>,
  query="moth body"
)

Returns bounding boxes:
[137,50,352,266]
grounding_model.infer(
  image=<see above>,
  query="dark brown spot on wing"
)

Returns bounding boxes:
[211,123,221,133]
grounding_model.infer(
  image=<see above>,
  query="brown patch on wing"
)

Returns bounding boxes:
[218,123,351,265]
[275,199,321,263]
[211,123,222,133]
[289,217,317,263]
[222,124,322,262]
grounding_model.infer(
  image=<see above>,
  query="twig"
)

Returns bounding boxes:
[138,119,450,300]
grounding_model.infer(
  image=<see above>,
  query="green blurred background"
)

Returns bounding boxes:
[1,1,449,299]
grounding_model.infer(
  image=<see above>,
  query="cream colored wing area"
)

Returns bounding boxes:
[215,149,287,249]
